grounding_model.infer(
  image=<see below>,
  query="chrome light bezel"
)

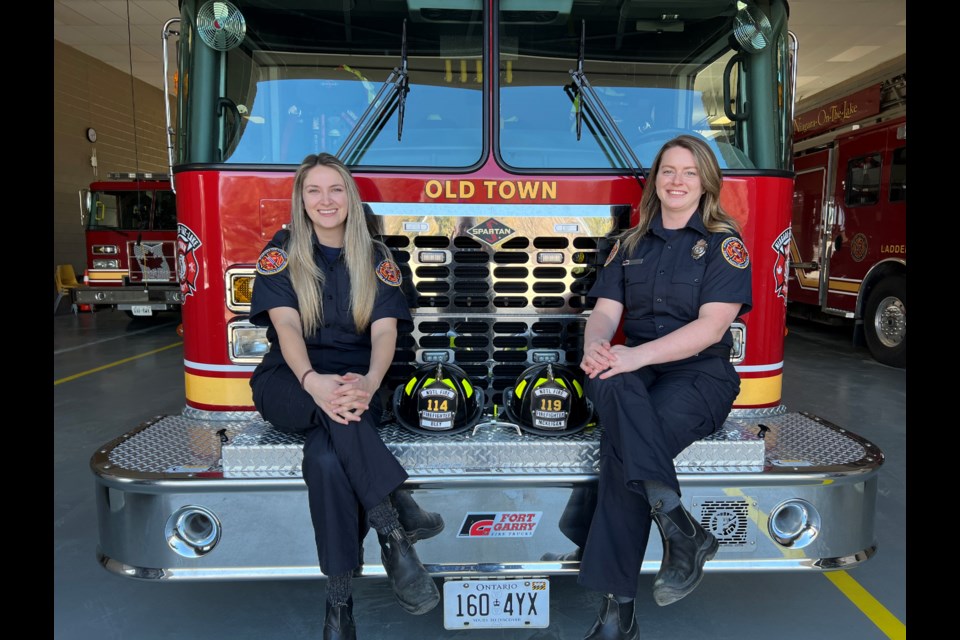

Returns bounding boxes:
[165,505,222,558]
[228,320,270,364]
[768,499,821,548]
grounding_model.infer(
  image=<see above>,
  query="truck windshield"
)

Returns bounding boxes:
[87,190,176,231]
[180,0,484,167]
[497,0,789,171]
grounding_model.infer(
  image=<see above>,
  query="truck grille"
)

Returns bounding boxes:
[386,314,589,408]
[376,207,622,409]
[381,234,603,314]
[127,239,177,284]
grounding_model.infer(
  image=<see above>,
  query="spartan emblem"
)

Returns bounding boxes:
[467,218,516,246]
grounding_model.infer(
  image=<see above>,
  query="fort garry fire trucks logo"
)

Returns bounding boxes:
[468,218,516,246]
[177,223,202,298]
[457,512,543,538]
[772,227,791,304]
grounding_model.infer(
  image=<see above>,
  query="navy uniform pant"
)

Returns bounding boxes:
[576,365,738,597]
[252,366,408,577]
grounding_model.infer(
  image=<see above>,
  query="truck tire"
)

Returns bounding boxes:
[863,275,906,368]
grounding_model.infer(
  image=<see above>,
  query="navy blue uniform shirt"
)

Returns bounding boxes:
[249,229,411,376]
[588,211,752,373]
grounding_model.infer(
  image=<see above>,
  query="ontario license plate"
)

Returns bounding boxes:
[131,305,153,316]
[443,578,549,630]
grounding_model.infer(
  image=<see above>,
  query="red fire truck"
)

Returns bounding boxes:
[790,80,906,368]
[91,1,882,631]
[73,172,183,316]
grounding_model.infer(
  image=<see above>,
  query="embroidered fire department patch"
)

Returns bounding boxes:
[604,239,621,267]
[721,237,749,269]
[376,259,402,286]
[256,247,288,275]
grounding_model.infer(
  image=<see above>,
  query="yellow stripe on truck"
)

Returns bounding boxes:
[185,372,255,408]
[734,374,782,407]
[182,370,782,411]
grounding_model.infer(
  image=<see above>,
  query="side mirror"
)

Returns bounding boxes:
[79,188,92,226]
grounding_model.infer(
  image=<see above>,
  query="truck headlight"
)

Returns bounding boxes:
[768,499,820,548]
[92,259,120,269]
[229,321,269,363]
[92,244,119,255]
[165,505,221,557]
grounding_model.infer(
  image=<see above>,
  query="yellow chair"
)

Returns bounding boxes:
[54,264,81,314]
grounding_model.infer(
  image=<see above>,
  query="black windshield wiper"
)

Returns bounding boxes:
[337,20,410,165]
[566,20,645,187]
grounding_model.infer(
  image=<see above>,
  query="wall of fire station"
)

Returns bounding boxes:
[53,40,169,285]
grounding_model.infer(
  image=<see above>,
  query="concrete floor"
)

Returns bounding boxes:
[54,310,905,639]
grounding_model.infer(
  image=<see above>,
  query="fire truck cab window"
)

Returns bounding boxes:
[845,153,882,207]
[497,1,767,171]
[88,191,153,231]
[183,0,484,168]
[889,147,906,202]
[153,190,178,230]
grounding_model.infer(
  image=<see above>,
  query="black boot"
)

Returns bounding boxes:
[392,489,445,543]
[540,548,582,562]
[583,594,639,640]
[379,528,441,615]
[650,501,718,606]
[323,597,356,640]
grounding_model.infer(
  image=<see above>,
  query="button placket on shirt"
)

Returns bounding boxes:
[651,232,687,336]
[652,242,669,334]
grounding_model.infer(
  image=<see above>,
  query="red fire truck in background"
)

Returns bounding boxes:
[73,172,183,316]
[790,76,906,368]
[90,2,883,632]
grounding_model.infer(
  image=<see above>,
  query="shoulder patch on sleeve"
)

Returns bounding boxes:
[376,259,402,286]
[256,247,289,275]
[721,237,750,269]
[603,239,621,268]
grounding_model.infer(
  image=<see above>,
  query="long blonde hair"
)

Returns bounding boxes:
[621,135,739,254]
[285,153,385,335]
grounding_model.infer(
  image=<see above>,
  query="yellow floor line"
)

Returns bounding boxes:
[54,342,183,386]
[825,571,906,639]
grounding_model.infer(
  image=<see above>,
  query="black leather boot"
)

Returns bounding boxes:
[583,594,639,640]
[379,528,441,615]
[650,501,719,606]
[323,597,356,640]
[392,489,445,543]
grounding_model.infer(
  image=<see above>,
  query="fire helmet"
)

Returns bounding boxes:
[502,363,594,436]
[392,362,485,435]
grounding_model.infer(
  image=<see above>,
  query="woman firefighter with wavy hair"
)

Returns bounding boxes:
[577,136,752,639]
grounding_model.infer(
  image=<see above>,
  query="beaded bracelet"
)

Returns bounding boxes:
[300,369,315,389]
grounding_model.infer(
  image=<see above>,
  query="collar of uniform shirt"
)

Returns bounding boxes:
[649,208,707,240]
[311,231,344,264]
